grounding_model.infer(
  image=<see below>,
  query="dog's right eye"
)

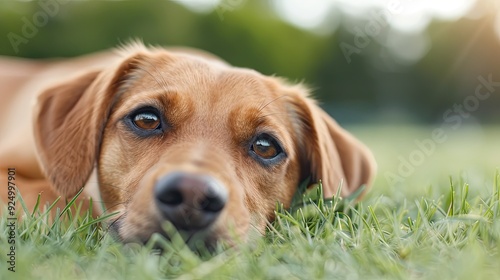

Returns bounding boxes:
[133,112,160,130]
[125,107,164,136]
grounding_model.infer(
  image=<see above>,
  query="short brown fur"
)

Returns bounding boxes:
[0,43,376,244]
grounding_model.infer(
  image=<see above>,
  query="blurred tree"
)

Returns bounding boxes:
[0,0,498,123]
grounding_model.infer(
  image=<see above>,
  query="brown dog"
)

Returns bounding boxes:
[0,43,376,245]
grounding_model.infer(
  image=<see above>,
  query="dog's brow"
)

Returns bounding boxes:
[118,88,178,102]
[110,90,179,121]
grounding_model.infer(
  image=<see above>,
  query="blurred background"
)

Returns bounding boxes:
[0,0,499,197]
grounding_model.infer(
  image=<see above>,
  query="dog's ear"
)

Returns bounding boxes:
[286,84,376,199]
[33,53,145,198]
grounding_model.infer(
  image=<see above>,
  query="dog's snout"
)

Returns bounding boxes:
[154,172,227,230]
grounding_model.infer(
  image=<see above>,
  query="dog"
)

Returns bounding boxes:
[0,42,376,245]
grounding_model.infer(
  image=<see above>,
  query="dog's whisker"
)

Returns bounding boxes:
[151,64,171,94]
[98,213,125,243]
[257,94,288,113]
[142,59,171,94]
[100,197,134,213]
[256,112,288,121]
[141,66,170,95]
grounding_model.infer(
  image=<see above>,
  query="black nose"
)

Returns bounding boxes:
[154,172,227,231]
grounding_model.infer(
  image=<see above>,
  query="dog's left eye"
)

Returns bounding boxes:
[251,134,283,160]
[133,112,160,130]
[125,107,164,136]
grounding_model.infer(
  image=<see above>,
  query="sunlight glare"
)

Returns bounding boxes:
[273,0,333,30]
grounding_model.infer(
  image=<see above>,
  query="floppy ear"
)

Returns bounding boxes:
[33,53,145,198]
[288,86,377,199]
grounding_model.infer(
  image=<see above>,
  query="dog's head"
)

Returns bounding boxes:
[33,44,376,245]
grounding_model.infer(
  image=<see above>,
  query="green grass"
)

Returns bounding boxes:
[2,125,500,279]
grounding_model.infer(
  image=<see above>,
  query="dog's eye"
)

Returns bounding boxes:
[132,112,160,130]
[251,134,282,160]
[125,106,164,137]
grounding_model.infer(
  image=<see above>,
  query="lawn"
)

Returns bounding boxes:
[1,125,500,279]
